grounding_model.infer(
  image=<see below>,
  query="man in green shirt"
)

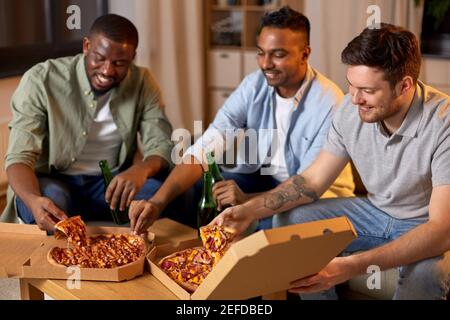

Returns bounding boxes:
[1,14,174,232]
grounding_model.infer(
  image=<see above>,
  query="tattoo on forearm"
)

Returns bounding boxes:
[264,175,319,211]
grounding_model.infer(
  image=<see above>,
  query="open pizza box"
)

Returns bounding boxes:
[147,216,357,300]
[0,222,154,282]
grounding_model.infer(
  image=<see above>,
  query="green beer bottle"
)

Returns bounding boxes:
[99,160,130,225]
[206,151,224,185]
[197,171,217,232]
[206,151,231,212]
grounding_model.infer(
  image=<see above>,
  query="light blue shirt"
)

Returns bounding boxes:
[185,65,344,177]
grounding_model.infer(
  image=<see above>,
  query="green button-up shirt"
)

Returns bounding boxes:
[1,54,174,222]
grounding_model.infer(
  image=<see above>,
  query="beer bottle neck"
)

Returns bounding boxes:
[207,154,223,182]
[202,172,214,201]
[99,160,113,186]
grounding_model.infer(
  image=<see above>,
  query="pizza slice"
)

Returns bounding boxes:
[54,216,88,248]
[167,262,212,293]
[48,247,95,268]
[159,247,212,270]
[199,225,236,264]
[158,247,214,293]
[182,268,211,293]
[157,225,236,293]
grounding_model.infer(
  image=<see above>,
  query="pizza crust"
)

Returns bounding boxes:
[175,278,199,293]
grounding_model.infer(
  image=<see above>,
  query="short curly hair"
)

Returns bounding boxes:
[89,14,139,49]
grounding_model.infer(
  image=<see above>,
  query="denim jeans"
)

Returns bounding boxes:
[16,171,192,227]
[272,197,450,300]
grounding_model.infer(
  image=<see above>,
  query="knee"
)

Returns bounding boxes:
[135,179,163,200]
[41,183,71,211]
[395,255,450,300]
[272,212,289,228]
[272,206,312,228]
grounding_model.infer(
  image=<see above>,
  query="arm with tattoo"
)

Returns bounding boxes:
[237,173,321,223]
[213,151,349,236]
[264,175,319,211]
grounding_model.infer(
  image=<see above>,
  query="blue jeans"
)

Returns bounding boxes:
[273,197,450,300]
[16,172,190,226]
[191,171,279,229]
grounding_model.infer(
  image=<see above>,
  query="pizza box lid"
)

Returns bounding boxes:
[0,222,154,281]
[148,216,357,300]
[0,223,47,278]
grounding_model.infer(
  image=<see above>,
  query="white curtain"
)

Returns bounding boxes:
[303,0,424,91]
[110,0,205,132]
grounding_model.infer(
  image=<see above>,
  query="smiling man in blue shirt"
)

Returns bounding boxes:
[128,6,355,234]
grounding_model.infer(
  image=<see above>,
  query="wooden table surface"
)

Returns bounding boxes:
[20,218,198,300]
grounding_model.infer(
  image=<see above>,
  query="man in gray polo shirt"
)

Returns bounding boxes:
[211,24,450,299]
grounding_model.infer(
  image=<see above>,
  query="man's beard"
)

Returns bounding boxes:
[90,79,117,98]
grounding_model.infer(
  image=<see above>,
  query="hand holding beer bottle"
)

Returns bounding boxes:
[99,160,130,225]
[208,152,249,211]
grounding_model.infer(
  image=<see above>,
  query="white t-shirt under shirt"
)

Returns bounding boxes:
[271,93,296,182]
[64,92,122,176]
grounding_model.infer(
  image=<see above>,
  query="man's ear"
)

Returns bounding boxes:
[83,37,90,56]
[302,46,311,62]
[398,76,414,96]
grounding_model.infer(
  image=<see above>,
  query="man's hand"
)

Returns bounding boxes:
[212,180,249,211]
[129,199,162,235]
[30,196,68,232]
[210,204,254,238]
[105,166,147,212]
[288,256,358,294]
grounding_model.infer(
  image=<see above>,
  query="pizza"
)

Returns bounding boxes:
[54,216,88,248]
[158,247,213,293]
[158,224,236,292]
[49,216,145,269]
[199,225,236,264]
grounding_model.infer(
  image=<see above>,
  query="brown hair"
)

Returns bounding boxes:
[341,23,421,88]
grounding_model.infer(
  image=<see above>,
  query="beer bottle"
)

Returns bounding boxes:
[206,151,230,212]
[99,160,130,225]
[197,171,217,232]
[206,151,224,185]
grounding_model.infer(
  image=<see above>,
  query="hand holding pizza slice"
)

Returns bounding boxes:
[209,205,253,239]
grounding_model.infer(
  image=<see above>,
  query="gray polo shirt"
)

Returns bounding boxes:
[324,81,450,219]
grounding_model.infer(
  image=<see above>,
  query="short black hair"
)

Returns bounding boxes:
[261,6,310,45]
[89,14,139,49]
[341,23,421,88]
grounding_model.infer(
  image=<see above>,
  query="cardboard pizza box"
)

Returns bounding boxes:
[0,223,47,279]
[147,216,357,300]
[0,223,154,282]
